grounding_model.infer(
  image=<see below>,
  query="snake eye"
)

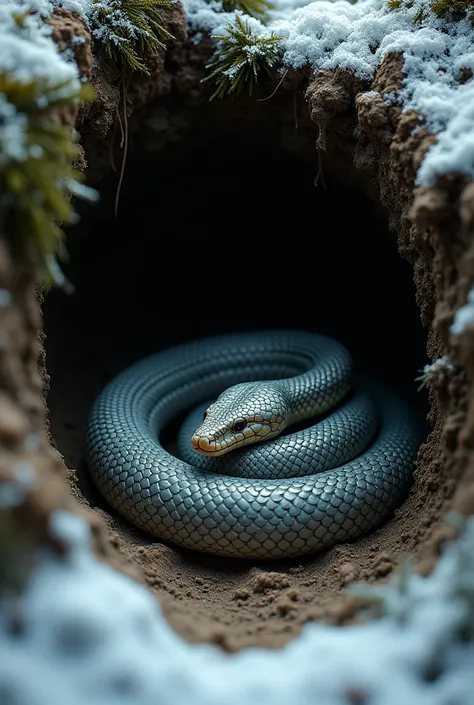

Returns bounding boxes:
[233,420,247,433]
[203,410,209,421]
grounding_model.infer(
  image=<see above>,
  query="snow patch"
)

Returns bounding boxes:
[3,0,474,185]
[451,288,474,336]
[0,2,82,167]
[0,508,473,704]
[180,0,474,186]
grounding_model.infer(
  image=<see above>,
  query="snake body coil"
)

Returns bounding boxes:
[86,331,421,559]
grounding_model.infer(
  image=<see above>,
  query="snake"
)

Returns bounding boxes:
[85,330,421,559]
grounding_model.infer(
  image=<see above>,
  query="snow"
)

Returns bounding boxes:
[0,4,80,85]
[450,288,474,336]
[0,508,473,704]
[0,463,35,508]
[17,0,174,64]
[14,0,92,16]
[3,0,474,186]
[416,356,455,389]
[0,3,81,166]
[282,0,474,187]
[176,0,238,35]
[13,462,36,486]
[0,290,12,308]
[180,0,474,186]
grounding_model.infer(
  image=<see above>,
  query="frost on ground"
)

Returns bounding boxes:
[181,0,474,187]
[0,508,473,705]
[3,0,474,184]
[0,2,81,166]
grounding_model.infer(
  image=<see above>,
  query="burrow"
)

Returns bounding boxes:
[39,66,446,652]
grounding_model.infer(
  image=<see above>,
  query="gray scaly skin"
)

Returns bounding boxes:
[177,392,379,480]
[86,331,421,559]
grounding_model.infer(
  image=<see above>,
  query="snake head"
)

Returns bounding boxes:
[191,381,288,456]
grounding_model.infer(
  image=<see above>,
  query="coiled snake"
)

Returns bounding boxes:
[86,331,421,559]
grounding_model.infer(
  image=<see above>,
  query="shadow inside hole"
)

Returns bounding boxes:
[43,128,430,554]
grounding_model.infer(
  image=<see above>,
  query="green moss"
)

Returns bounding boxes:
[430,0,474,24]
[386,0,425,23]
[386,0,412,8]
[0,74,97,289]
[202,15,283,100]
[386,0,474,25]
[89,0,174,74]
[220,0,275,21]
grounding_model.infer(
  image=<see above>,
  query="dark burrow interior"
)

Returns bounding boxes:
[41,115,432,644]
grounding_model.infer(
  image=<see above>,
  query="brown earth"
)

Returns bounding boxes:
[2,2,474,653]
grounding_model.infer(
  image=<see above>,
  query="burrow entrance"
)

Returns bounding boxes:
[42,109,431,651]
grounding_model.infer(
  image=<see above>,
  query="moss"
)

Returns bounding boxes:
[220,0,275,21]
[202,15,283,100]
[430,0,474,24]
[88,0,174,74]
[387,0,474,25]
[0,74,97,289]
[386,0,414,9]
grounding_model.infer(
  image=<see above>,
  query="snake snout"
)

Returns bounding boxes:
[191,434,218,455]
[191,435,210,452]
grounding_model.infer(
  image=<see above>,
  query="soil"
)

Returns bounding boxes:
[3,3,474,655]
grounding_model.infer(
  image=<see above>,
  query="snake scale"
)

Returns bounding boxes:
[86,331,421,559]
